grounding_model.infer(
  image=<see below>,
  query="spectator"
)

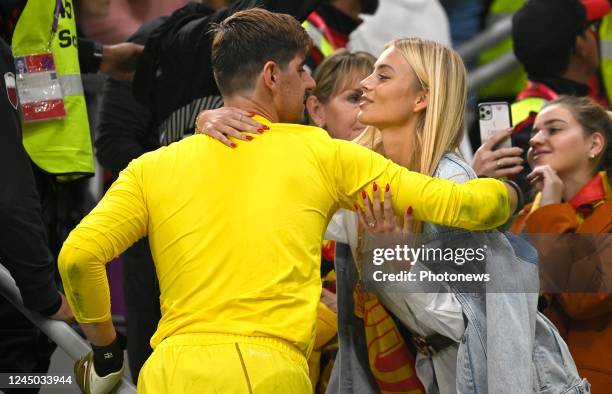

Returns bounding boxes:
[0,0,141,386]
[510,96,611,393]
[306,49,375,140]
[472,0,610,194]
[0,36,74,394]
[302,0,378,70]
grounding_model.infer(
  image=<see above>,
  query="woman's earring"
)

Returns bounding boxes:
[589,153,596,159]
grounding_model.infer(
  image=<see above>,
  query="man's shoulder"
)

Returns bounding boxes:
[273,123,333,141]
[128,136,197,166]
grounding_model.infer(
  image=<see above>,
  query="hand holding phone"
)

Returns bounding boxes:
[473,102,524,178]
[478,102,512,149]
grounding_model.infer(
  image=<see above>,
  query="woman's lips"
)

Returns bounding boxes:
[531,151,551,162]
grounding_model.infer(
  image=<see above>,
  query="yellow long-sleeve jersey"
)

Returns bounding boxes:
[58,117,510,357]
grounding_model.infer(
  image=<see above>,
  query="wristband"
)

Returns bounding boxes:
[502,179,525,216]
[91,41,104,73]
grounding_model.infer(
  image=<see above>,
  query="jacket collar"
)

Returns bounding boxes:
[568,171,610,210]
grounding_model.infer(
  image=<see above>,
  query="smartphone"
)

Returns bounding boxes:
[478,102,512,149]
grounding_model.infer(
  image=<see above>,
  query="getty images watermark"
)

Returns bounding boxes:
[370,244,490,283]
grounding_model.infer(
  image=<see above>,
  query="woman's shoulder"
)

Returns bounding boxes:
[434,152,477,183]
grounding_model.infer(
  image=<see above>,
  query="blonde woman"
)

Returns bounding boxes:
[348,38,483,394]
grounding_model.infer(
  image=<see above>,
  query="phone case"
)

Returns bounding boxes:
[478,102,512,149]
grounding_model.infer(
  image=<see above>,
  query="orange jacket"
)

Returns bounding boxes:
[510,173,612,393]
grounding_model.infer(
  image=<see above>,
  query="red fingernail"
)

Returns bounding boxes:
[354,203,359,210]
[230,142,237,148]
[257,127,266,133]
[385,183,390,192]
[406,206,413,215]
[248,112,256,116]
[361,191,367,199]
[246,135,253,141]
[373,182,378,191]
[262,125,270,130]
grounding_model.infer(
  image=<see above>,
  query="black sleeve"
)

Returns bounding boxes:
[133,1,322,122]
[95,19,164,176]
[262,0,322,21]
[77,38,102,74]
[222,0,321,22]
[0,39,61,316]
[95,79,158,176]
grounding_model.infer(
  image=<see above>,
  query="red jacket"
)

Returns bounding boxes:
[511,172,612,393]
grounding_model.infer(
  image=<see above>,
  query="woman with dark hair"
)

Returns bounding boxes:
[510,95,612,393]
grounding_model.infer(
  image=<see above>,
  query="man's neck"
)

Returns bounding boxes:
[561,61,593,86]
[224,96,279,123]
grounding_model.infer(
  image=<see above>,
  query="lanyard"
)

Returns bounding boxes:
[47,0,62,50]
[52,0,61,32]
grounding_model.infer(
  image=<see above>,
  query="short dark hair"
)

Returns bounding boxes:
[512,0,587,78]
[211,8,312,97]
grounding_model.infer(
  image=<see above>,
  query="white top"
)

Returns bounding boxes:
[324,153,474,394]
[347,0,451,55]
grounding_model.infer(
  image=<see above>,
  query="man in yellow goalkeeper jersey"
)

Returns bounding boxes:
[59,8,519,394]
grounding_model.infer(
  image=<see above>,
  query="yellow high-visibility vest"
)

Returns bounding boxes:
[302,19,335,59]
[478,0,527,99]
[12,0,94,181]
[599,13,612,102]
[511,97,546,126]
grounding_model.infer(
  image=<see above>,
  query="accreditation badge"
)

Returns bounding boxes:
[14,52,66,122]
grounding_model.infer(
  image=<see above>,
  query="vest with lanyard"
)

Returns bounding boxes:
[511,81,559,127]
[12,0,93,181]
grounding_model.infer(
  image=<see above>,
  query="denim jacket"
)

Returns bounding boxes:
[327,154,588,394]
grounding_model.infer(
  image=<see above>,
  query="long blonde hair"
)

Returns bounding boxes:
[354,37,468,177]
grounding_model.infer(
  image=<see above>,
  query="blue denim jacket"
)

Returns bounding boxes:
[328,235,588,394]
[327,154,588,394]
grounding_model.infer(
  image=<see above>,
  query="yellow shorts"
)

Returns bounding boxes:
[137,333,312,393]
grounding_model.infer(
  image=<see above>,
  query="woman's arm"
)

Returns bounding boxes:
[333,140,516,230]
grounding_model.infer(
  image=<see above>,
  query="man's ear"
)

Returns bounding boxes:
[574,34,588,57]
[306,95,326,127]
[262,61,280,91]
[413,91,428,113]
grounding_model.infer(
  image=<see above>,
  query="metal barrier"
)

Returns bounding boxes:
[457,16,513,62]
[456,15,521,93]
[467,52,519,92]
[0,264,136,394]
